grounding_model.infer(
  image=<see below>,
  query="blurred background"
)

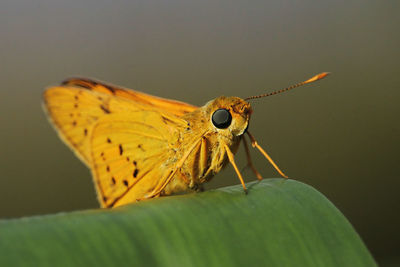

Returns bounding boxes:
[1,0,399,265]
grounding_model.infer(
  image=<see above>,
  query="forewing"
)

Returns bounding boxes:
[44,78,197,166]
[43,87,110,165]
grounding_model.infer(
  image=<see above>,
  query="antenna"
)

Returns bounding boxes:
[245,72,330,101]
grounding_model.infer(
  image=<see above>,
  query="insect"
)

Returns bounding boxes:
[43,72,328,208]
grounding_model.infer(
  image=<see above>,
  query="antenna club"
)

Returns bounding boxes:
[244,72,330,101]
[304,72,331,84]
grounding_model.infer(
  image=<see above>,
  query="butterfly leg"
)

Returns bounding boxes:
[246,131,288,178]
[224,144,248,193]
[242,136,263,180]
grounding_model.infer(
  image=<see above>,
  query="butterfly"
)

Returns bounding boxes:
[43,72,328,208]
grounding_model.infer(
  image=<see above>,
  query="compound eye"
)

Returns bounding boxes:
[212,109,232,129]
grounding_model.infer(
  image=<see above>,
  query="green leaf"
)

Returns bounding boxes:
[0,179,375,267]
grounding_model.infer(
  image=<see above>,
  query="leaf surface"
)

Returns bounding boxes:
[0,179,376,267]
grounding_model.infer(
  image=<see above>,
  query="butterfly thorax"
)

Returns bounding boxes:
[163,96,252,195]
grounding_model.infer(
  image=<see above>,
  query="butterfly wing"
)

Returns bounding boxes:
[43,78,198,165]
[44,87,109,165]
[44,78,197,207]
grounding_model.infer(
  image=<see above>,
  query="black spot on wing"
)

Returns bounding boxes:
[100,104,111,114]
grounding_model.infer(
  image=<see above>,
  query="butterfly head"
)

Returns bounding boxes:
[206,96,252,137]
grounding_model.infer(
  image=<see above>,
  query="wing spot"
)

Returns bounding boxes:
[106,166,110,172]
[133,169,139,178]
[74,104,78,108]
[138,144,145,151]
[123,180,128,186]
[103,196,108,202]
[107,138,112,143]
[111,177,116,185]
[133,160,137,166]
[84,128,88,136]
[119,144,123,155]
[69,113,73,117]
[74,95,79,100]
[72,121,77,126]
[100,105,111,114]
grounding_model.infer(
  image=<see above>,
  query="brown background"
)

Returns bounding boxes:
[1,1,399,265]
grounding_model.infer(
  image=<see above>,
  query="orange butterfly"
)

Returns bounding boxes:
[43,73,328,208]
